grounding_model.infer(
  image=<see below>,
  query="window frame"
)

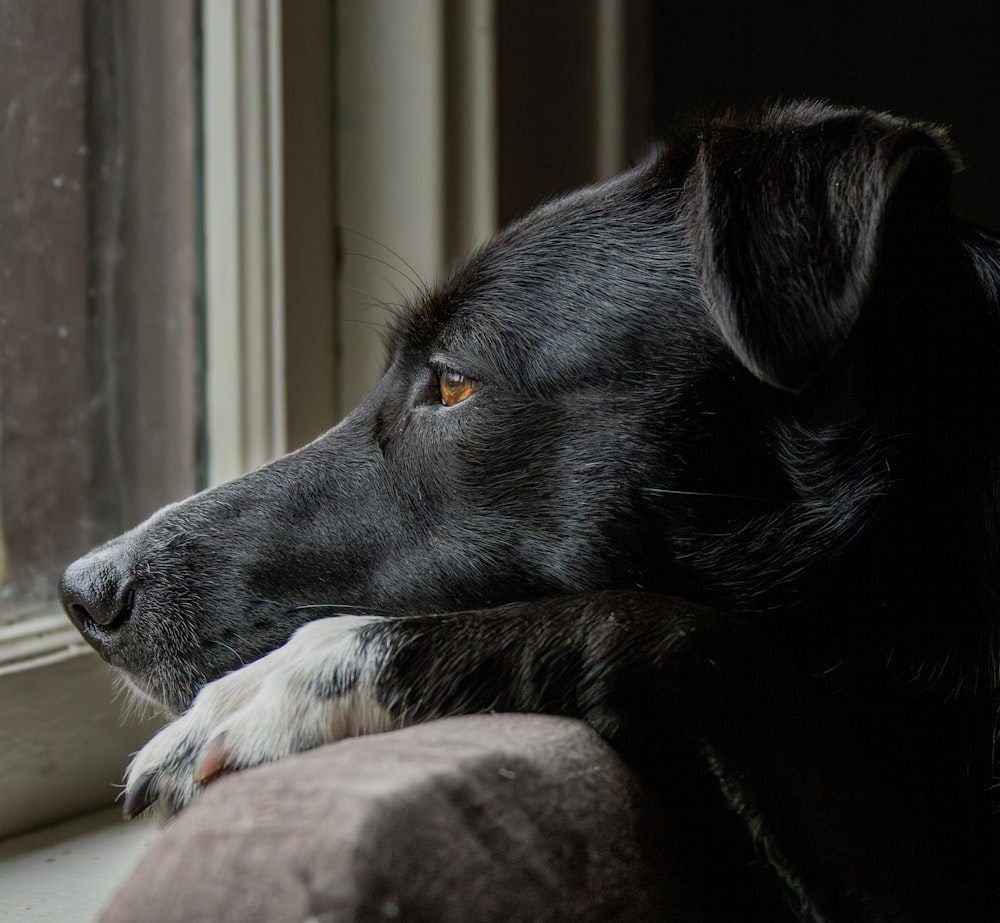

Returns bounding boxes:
[0,0,354,840]
[0,0,201,839]
[0,0,295,839]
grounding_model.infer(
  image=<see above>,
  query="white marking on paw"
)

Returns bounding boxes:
[124,615,395,822]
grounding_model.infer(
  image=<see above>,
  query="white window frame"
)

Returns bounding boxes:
[0,0,290,840]
[203,0,288,482]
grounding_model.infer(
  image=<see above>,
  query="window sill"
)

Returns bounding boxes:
[0,807,159,922]
[0,618,161,839]
[0,613,90,671]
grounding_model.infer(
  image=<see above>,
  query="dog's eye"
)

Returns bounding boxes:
[439,369,476,406]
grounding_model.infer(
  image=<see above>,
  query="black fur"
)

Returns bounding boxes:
[61,101,1000,920]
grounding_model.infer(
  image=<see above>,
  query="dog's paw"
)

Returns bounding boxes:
[122,615,394,822]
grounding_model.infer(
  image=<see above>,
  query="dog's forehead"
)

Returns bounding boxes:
[395,163,705,383]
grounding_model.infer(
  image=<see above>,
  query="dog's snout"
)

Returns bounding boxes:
[59,556,135,651]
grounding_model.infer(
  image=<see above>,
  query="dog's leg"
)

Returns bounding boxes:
[121,591,721,821]
[121,591,989,918]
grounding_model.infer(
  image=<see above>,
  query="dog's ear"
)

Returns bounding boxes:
[689,103,957,392]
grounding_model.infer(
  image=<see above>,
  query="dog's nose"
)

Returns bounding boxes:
[59,555,135,650]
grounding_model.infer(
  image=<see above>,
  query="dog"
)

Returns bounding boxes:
[60,101,1000,920]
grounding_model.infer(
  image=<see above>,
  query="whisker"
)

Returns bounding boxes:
[341,227,426,292]
[343,253,419,305]
[342,314,401,335]
[642,487,772,501]
[341,287,407,320]
[110,672,163,725]
[224,631,273,660]
[288,603,395,616]
[207,638,247,666]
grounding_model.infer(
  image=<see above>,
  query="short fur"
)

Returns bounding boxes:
[61,102,1000,921]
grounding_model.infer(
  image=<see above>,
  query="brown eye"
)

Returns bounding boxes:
[439,369,476,406]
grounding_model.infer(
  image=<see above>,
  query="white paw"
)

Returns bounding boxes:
[122,615,394,822]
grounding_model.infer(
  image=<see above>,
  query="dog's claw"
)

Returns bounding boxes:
[122,771,158,820]
[193,733,231,785]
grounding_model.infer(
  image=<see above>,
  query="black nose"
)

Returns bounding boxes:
[59,556,135,650]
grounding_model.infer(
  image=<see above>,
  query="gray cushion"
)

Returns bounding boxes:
[98,714,699,922]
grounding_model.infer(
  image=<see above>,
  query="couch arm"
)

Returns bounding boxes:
[98,714,701,922]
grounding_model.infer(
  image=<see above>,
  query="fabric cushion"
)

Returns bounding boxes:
[98,714,699,922]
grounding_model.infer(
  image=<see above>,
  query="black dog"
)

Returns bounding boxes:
[60,102,1000,920]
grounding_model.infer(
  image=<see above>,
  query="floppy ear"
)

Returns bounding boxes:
[689,103,957,392]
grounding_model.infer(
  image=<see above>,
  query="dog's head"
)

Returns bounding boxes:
[60,102,998,712]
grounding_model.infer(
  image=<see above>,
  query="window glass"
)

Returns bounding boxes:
[0,1,200,626]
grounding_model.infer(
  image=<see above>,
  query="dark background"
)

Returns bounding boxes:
[495,0,1000,231]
